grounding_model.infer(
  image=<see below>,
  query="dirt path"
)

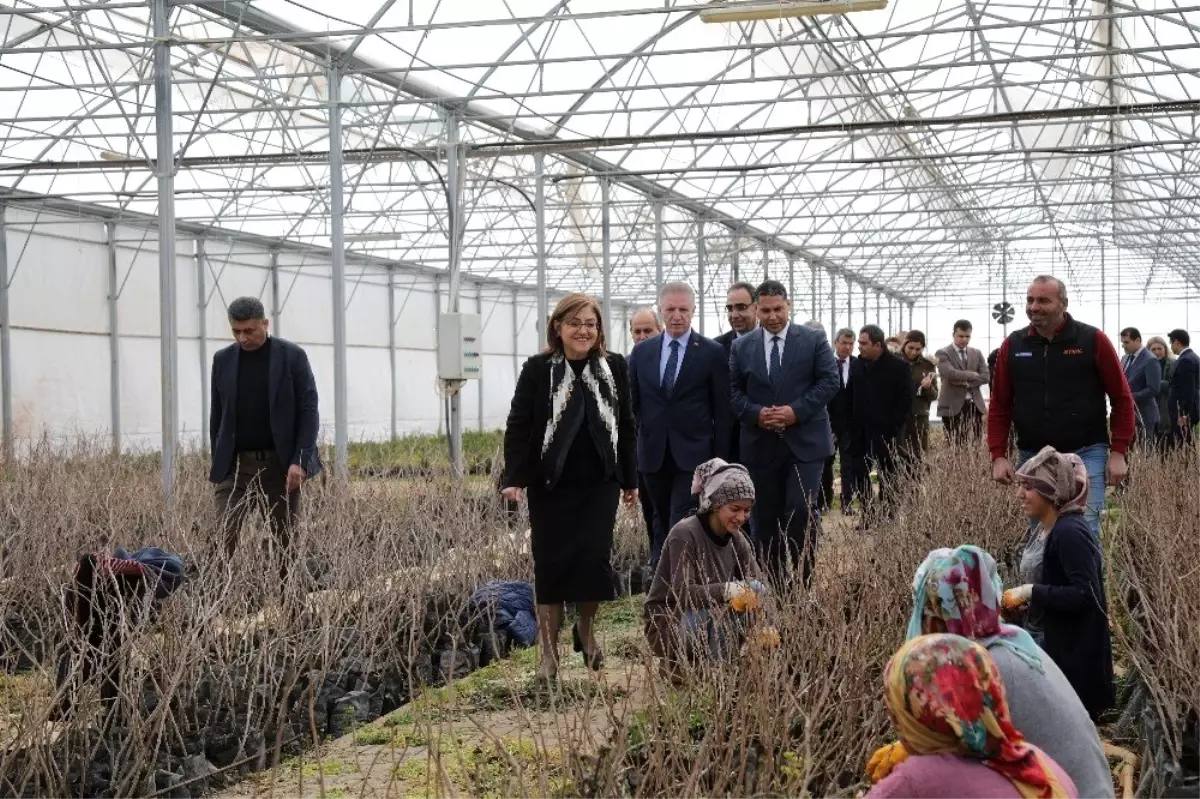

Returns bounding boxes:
[217,596,650,799]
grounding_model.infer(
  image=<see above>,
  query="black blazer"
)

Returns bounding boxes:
[1031,513,1114,720]
[503,352,637,491]
[1168,348,1200,425]
[828,355,855,438]
[209,337,322,483]
[846,351,914,458]
[714,329,742,461]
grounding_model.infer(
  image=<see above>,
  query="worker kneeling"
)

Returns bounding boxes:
[643,458,779,679]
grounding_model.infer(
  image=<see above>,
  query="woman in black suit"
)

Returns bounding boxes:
[502,293,638,681]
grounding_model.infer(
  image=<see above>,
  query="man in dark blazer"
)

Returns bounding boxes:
[848,324,915,526]
[629,282,732,569]
[210,296,322,576]
[825,327,860,515]
[1119,327,1162,441]
[1168,328,1199,448]
[714,281,759,466]
[628,307,662,557]
[730,281,839,587]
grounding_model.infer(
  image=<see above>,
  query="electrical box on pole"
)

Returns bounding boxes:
[437,312,483,380]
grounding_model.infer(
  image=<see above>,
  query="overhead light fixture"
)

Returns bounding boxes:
[100,150,130,161]
[700,0,888,24]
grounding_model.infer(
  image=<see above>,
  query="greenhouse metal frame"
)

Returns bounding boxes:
[2,0,1199,493]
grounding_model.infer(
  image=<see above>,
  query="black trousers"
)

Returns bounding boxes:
[641,445,695,570]
[749,439,822,589]
[863,437,903,523]
[944,405,984,443]
[637,472,656,555]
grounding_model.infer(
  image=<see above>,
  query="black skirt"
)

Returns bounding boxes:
[527,419,619,604]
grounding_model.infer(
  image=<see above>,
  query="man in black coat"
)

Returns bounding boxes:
[1168,328,1200,448]
[713,281,759,466]
[847,324,914,526]
[825,327,860,515]
[210,297,322,576]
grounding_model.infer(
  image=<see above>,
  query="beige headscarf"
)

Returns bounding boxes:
[1015,446,1089,515]
[691,458,756,513]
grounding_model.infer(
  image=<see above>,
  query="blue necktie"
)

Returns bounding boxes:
[770,336,782,386]
[662,339,680,393]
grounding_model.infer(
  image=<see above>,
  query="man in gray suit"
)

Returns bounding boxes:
[1119,327,1162,442]
[730,280,840,587]
[936,319,990,443]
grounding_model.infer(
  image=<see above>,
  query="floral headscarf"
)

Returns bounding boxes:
[884,634,1068,799]
[691,458,755,513]
[1015,446,1089,516]
[907,546,1043,672]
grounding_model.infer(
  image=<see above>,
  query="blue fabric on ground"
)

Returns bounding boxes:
[470,580,537,647]
[113,547,185,599]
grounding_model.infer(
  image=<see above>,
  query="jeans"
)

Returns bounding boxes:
[680,610,746,661]
[1018,443,1107,540]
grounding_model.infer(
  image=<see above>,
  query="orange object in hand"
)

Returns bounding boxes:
[730,586,761,613]
[1002,584,1033,611]
[866,741,909,783]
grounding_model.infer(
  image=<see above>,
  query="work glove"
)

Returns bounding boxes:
[724,581,761,613]
[866,741,909,784]
[749,626,781,650]
[745,579,769,597]
[1002,584,1033,611]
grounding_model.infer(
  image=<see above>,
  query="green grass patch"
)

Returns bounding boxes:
[390,736,573,799]
[299,758,356,778]
[345,431,503,476]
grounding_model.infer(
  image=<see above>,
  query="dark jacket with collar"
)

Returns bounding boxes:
[502,351,637,491]
[846,350,914,458]
[209,337,322,483]
[1169,348,1200,426]
[628,331,733,473]
[714,328,754,462]
[1122,347,1161,432]
[828,354,856,437]
[729,323,840,466]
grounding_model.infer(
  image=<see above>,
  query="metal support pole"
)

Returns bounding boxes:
[653,201,664,303]
[445,112,465,479]
[731,233,740,283]
[762,247,770,282]
[888,298,894,333]
[696,220,706,336]
[1100,237,1107,334]
[433,277,443,436]
[197,238,208,451]
[477,287,485,431]
[388,268,397,440]
[152,0,178,498]
[810,260,817,319]
[876,290,882,323]
[847,279,854,332]
[829,271,836,334]
[0,206,11,463]
[601,179,612,334]
[534,152,547,347]
[269,249,281,337]
[106,222,121,455]
[787,255,795,321]
[510,288,519,378]
[1001,244,1010,338]
[328,58,350,483]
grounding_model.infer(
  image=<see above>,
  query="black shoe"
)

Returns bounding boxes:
[572,623,604,671]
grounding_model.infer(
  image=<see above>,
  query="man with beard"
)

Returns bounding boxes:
[847,325,914,527]
[714,282,759,465]
[988,276,1135,540]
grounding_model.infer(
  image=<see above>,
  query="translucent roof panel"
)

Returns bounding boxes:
[1,0,1199,305]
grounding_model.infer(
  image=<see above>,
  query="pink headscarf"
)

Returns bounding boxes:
[1015,446,1089,515]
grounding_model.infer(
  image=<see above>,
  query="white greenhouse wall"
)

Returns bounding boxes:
[1,204,632,453]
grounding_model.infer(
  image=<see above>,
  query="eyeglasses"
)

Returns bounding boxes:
[563,319,599,331]
[725,303,752,313]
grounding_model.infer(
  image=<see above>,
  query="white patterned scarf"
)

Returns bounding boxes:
[541,353,620,465]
